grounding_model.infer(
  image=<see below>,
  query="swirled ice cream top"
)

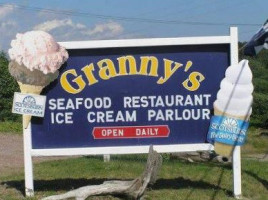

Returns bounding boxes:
[214,59,254,116]
[8,31,68,74]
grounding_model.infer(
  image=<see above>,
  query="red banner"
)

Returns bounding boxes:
[93,125,170,139]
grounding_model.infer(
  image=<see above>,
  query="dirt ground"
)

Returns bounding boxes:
[0,134,24,176]
[0,133,72,177]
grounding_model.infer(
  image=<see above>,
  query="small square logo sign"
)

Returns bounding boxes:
[12,92,46,117]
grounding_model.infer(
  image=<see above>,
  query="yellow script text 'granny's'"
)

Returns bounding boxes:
[60,55,205,94]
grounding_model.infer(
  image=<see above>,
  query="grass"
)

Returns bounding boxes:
[242,127,268,155]
[0,156,267,200]
[0,121,22,134]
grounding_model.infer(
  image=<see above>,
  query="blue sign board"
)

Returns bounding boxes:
[32,44,230,149]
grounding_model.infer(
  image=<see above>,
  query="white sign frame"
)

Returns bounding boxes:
[23,27,242,199]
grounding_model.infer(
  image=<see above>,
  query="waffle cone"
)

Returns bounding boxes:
[213,106,249,157]
[18,81,44,129]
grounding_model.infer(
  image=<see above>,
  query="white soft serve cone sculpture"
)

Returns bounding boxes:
[213,60,253,157]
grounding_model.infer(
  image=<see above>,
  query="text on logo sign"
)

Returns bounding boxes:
[60,55,205,94]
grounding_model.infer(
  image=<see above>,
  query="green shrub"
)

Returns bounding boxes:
[241,49,268,128]
[251,93,268,128]
[0,52,20,121]
[253,78,268,94]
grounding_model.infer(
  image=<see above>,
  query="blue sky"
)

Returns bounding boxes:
[0,0,267,51]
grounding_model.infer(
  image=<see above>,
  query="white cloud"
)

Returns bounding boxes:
[0,20,17,37]
[33,19,86,32]
[33,19,124,41]
[0,20,18,51]
[0,4,16,19]
[0,20,16,29]
[76,23,86,29]
[83,21,124,38]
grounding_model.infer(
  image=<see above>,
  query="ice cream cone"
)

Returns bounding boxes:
[18,81,44,129]
[208,60,253,158]
[213,106,250,157]
[8,31,68,130]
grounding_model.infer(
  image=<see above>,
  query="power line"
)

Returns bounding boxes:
[0,3,262,27]
[108,1,229,40]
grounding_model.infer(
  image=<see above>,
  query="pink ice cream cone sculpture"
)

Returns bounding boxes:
[8,31,68,128]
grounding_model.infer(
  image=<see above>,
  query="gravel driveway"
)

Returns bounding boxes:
[0,133,72,177]
[0,134,24,176]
